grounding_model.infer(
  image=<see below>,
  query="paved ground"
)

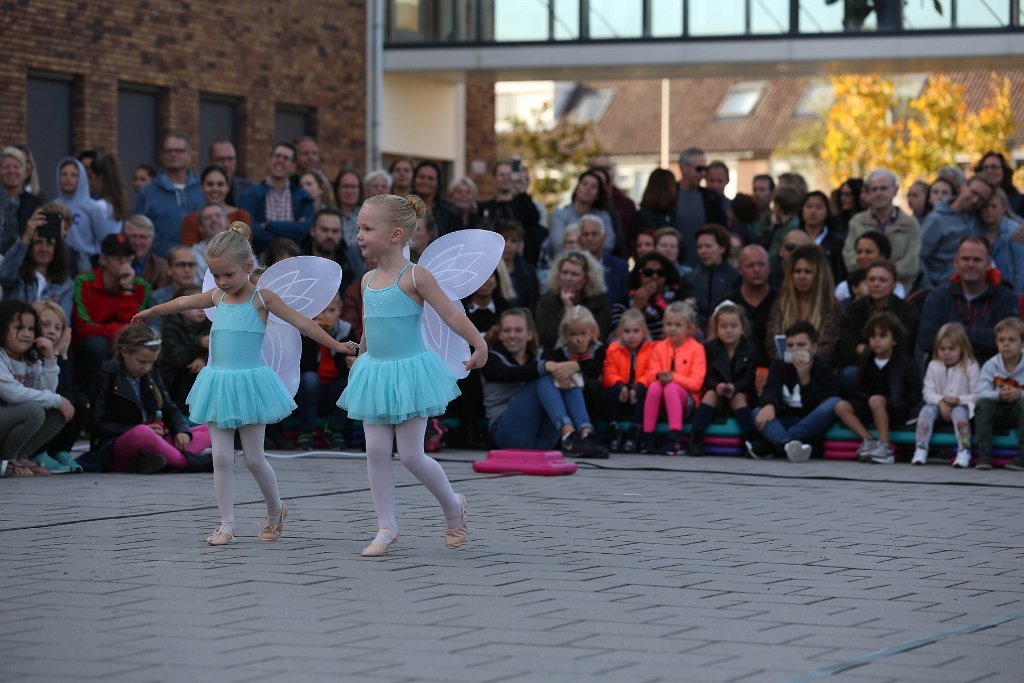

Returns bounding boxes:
[2,448,1024,683]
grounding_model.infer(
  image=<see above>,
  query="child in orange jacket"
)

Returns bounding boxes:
[640,301,706,455]
[602,309,656,452]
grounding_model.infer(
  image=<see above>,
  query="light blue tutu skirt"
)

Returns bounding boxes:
[339,350,460,424]
[187,365,297,430]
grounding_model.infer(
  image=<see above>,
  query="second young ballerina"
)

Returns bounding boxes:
[133,222,352,545]
[338,194,487,557]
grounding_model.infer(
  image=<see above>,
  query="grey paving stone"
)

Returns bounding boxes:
[3,449,1023,682]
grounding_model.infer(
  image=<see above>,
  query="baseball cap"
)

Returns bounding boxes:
[101,233,134,256]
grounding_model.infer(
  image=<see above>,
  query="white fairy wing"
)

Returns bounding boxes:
[416,229,505,378]
[259,255,342,324]
[202,269,216,322]
[422,302,472,378]
[262,324,301,396]
[416,229,505,299]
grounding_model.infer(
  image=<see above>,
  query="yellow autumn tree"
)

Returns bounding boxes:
[896,75,966,187]
[498,103,605,212]
[963,73,1015,159]
[821,76,899,188]
[820,72,1016,190]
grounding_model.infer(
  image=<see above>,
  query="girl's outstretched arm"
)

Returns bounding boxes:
[260,289,355,355]
[131,290,217,324]
[413,266,488,370]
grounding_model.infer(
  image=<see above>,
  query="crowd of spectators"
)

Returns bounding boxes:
[1,135,1023,476]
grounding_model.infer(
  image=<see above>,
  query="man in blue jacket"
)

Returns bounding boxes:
[918,175,994,288]
[916,235,1020,364]
[132,133,205,257]
[241,142,314,251]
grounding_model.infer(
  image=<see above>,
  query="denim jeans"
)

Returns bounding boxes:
[493,375,592,449]
[755,396,840,446]
[295,372,347,433]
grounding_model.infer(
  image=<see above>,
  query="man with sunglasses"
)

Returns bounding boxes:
[675,147,727,268]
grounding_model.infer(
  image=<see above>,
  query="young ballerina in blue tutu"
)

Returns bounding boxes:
[339,194,487,557]
[133,222,351,546]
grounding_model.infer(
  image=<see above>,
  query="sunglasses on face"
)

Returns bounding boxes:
[693,165,708,173]
[641,267,666,277]
[782,243,799,251]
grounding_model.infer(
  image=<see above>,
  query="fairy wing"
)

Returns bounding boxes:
[416,230,504,378]
[202,256,342,396]
[258,256,342,393]
[202,269,217,322]
[259,255,343,324]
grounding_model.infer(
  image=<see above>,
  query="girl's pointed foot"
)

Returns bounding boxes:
[445,494,468,549]
[361,528,399,557]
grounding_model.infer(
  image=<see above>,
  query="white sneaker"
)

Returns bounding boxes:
[785,440,812,463]
[911,448,928,466]
[953,450,971,468]
[856,439,878,462]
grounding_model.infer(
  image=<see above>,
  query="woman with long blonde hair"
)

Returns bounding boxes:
[765,243,840,361]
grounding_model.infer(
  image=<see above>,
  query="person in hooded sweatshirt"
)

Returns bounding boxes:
[52,157,110,271]
[131,133,205,257]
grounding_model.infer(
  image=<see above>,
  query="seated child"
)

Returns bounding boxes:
[0,300,75,475]
[296,293,358,450]
[640,301,706,455]
[88,324,212,473]
[975,317,1024,470]
[749,321,840,462]
[32,300,87,470]
[913,323,979,467]
[686,301,761,457]
[158,285,211,413]
[542,305,607,455]
[602,309,655,452]
[834,312,921,464]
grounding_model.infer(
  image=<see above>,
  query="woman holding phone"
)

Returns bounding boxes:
[0,204,75,319]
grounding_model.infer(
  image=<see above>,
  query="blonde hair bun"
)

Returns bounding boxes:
[228,221,252,240]
[405,194,427,219]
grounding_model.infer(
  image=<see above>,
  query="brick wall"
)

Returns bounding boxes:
[0,0,367,180]
[464,82,496,199]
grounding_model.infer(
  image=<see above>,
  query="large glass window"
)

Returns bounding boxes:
[117,84,160,202]
[650,0,683,37]
[751,0,790,34]
[553,0,579,40]
[27,74,74,200]
[199,95,239,168]
[493,0,549,40]
[690,0,747,35]
[588,0,642,39]
[797,0,849,32]
[955,0,1010,28]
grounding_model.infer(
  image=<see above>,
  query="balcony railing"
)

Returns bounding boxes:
[386,0,1022,45]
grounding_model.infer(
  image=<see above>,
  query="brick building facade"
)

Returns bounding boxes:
[1,0,369,188]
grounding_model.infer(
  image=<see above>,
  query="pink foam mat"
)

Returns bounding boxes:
[473,449,578,476]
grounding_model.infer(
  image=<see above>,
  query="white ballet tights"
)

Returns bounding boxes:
[363,417,461,542]
[209,423,283,526]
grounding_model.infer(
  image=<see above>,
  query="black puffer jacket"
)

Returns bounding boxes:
[88,358,190,471]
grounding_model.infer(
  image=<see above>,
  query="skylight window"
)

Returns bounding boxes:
[716,81,767,119]
[794,80,835,117]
